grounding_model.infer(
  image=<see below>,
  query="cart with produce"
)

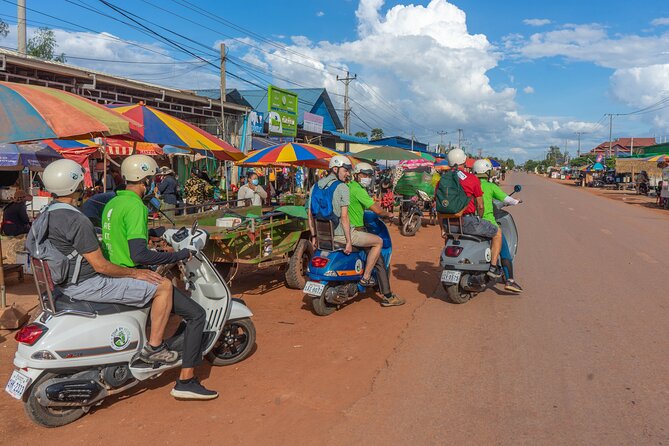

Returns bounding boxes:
[198,205,313,289]
[393,166,440,235]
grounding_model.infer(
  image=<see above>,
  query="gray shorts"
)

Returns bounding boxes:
[462,215,499,238]
[61,275,158,307]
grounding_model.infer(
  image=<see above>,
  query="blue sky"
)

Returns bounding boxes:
[1,0,669,160]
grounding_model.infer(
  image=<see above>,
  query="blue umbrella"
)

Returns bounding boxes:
[0,142,62,171]
[488,158,501,168]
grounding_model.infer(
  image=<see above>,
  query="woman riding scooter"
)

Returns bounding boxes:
[472,159,523,293]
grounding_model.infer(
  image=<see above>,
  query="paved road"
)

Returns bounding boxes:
[328,172,669,445]
[1,173,668,445]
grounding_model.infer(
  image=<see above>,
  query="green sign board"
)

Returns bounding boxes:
[267,85,298,137]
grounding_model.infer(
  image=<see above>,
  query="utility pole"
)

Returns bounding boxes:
[457,129,463,150]
[437,130,447,153]
[411,131,414,151]
[17,0,26,55]
[607,113,613,158]
[576,132,584,157]
[337,71,357,134]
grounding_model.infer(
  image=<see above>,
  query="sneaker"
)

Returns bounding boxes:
[487,265,502,279]
[504,280,524,293]
[139,342,179,364]
[170,378,219,400]
[381,294,405,307]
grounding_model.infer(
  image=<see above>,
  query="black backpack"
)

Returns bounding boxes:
[435,170,471,215]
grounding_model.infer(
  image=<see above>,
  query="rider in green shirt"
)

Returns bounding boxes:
[102,155,218,400]
[472,159,523,293]
[348,163,403,307]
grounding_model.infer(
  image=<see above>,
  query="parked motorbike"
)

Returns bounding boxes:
[439,185,521,304]
[304,212,392,316]
[399,190,435,236]
[6,220,256,428]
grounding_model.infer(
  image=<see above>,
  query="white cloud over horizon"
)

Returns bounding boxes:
[651,17,669,26]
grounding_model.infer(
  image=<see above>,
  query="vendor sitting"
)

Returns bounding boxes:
[237,171,267,207]
[1,190,32,237]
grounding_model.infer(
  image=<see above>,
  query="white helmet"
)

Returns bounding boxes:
[121,155,159,182]
[447,148,467,167]
[353,162,374,175]
[42,159,86,197]
[329,154,352,170]
[473,159,493,175]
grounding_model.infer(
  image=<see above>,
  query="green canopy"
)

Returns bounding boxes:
[355,146,422,161]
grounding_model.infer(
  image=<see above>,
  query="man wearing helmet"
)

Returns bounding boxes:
[39,159,175,361]
[101,155,217,400]
[445,149,503,278]
[473,159,523,292]
[308,155,353,255]
[349,163,405,306]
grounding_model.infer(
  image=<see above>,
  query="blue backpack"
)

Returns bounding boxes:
[310,179,342,226]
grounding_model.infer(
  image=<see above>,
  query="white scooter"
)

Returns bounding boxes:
[5,221,255,428]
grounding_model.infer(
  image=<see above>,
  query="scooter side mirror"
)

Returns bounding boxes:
[513,185,522,193]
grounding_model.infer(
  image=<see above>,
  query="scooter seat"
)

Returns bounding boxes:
[54,293,146,316]
[446,233,489,243]
[332,242,360,253]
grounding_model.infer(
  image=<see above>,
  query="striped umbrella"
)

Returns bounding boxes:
[107,103,243,161]
[0,81,133,144]
[410,151,436,162]
[0,142,62,171]
[239,143,341,166]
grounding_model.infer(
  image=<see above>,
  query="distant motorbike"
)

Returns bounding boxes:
[399,190,435,236]
[304,212,392,316]
[439,185,521,304]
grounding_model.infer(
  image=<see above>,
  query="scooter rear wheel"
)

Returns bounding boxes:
[312,293,336,316]
[443,283,472,304]
[24,373,86,428]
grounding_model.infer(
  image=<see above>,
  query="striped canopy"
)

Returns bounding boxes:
[108,103,243,160]
[410,151,436,162]
[239,143,341,166]
[0,81,132,144]
[645,154,669,163]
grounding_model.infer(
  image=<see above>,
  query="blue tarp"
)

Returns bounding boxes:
[0,142,62,171]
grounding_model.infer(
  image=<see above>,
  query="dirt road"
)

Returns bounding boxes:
[1,172,668,445]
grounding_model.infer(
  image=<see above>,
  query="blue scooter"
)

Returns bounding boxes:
[304,212,392,316]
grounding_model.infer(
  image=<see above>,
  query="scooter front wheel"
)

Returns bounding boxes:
[311,293,336,316]
[443,283,472,304]
[400,212,421,236]
[207,318,256,366]
[24,373,86,428]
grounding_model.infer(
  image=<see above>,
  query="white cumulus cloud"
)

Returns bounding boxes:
[651,18,669,26]
[316,11,325,17]
[523,86,534,94]
[523,18,551,27]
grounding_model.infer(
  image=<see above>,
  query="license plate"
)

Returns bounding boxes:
[303,281,326,296]
[441,270,462,284]
[5,370,31,400]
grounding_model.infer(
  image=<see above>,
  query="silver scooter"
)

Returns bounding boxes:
[439,185,521,304]
[5,221,255,428]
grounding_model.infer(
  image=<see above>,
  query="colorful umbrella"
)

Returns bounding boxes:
[42,139,99,151]
[644,154,669,163]
[0,142,62,171]
[0,81,133,144]
[488,158,501,168]
[410,151,436,162]
[104,138,163,156]
[107,103,243,161]
[239,143,340,166]
[355,146,422,161]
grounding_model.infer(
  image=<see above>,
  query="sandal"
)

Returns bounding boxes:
[359,276,376,287]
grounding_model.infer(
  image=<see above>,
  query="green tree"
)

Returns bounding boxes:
[0,19,8,38]
[568,156,591,167]
[370,128,384,140]
[27,27,67,62]
[505,158,516,169]
[354,131,368,138]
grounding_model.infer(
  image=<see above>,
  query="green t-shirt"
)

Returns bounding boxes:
[480,179,508,227]
[101,190,148,267]
[347,181,375,228]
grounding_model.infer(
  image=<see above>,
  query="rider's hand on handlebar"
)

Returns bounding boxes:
[133,269,164,285]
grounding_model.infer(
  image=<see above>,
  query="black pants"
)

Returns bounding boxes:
[374,257,392,296]
[172,287,206,369]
